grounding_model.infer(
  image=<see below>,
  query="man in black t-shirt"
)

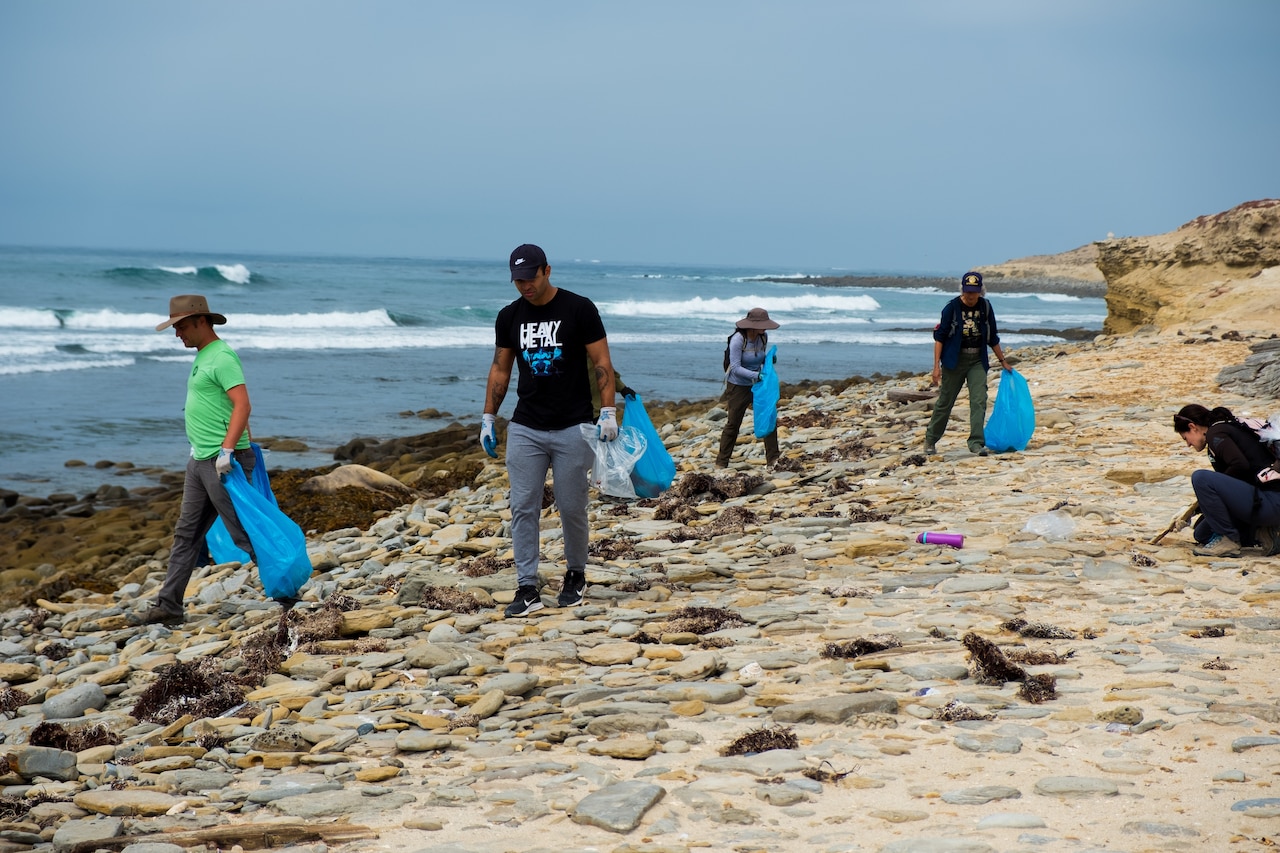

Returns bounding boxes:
[481,244,617,617]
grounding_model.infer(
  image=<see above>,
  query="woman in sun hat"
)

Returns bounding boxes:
[715,307,781,469]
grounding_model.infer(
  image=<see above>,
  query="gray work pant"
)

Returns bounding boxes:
[155,449,256,614]
[506,422,593,589]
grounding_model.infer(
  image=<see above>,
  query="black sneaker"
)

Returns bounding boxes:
[504,586,544,618]
[557,571,586,608]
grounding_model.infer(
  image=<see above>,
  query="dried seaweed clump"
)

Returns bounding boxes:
[778,410,835,429]
[1018,673,1058,704]
[38,642,73,661]
[808,438,875,464]
[665,606,747,635]
[934,700,994,722]
[802,761,854,783]
[1203,656,1234,671]
[1130,552,1157,567]
[698,636,735,650]
[29,721,121,752]
[448,713,480,731]
[589,536,640,561]
[721,725,798,756]
[1000,618,1076,640]
[822,634,902,659]
[1004,648,1073,665]
[419,586,482,614]
[130,658,245,725]
[1188,626,1227,639]
[0,792,71,822]
[291,594,362,647]
[0,687,31,718]
[847,504,890,523]
[671,471,765,501]
[822,585,876,599]
[962,632,1028,685]
[769,456,804,473]
[461,555,514,578]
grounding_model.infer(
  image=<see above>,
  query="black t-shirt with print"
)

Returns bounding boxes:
[495,288,607,431]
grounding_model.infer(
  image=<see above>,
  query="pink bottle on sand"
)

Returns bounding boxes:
[917,531,964,548]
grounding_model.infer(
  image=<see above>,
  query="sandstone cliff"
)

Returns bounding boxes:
[1097,199,1280,335]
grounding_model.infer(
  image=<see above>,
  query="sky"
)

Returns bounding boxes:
[2,1,1277,273]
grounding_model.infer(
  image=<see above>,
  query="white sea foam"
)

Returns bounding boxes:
[0,307,63,328]
[0,356,136,376]
[598,293,881,319]
[158,266,199,276]
[215,264,251,285]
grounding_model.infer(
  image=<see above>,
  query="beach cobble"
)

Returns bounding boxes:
[1,329,1278,853]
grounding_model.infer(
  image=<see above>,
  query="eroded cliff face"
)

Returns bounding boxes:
[1097,199,1280,334]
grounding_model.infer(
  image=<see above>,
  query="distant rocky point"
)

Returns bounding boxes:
[1096,198,1280,334]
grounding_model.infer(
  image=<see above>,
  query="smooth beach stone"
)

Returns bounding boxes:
[940,785,1022,805]
[1121,820,1200,838]
[1033,776,1119,797]
[571,780,666,833]
[937,576,1009,593]
[1231,736,1280,753]
[881,839,996,853]
[900,663,971,681]
[12,746,78,781]
[953,734,1022,754]
[771,692,898,724]
[1232,798,1280,812]
[74,790,186,816]
[266,789,416,819]
[42,681,106,719]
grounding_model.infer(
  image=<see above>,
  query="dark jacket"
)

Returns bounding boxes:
[1207,420,1280,490]
[933,296,1000,370]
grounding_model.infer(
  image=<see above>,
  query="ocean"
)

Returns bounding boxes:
[0,246,1105,498]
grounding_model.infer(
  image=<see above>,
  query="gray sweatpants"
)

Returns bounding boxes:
[506,422,593,588]
[155,448,256,614]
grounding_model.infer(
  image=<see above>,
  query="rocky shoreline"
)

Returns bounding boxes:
[2,323,1280,853]
[763,274,1107,298]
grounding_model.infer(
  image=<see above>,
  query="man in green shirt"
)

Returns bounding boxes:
[140,294,256,625]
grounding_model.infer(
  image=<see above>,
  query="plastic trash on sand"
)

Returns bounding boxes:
[917,531,965,548]
[1024,510,1076,541]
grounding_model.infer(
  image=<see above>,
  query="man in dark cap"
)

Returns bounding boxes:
[481,244,617,617]
[140,294,256,625]
[924,271,1012,456]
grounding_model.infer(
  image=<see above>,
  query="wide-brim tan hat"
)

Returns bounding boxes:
[156,294,227,331]
[735,307,780,330]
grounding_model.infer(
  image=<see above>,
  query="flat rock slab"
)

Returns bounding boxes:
[571,780,665,833]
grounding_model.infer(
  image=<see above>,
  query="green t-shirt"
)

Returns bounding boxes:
[185,339,250,459]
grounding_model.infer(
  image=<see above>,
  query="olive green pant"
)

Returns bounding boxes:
[925,350,989,451]
[716,382,779,466]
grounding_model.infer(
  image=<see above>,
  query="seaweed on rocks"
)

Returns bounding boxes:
[962,632,1028,685]
[0,688,31,718]
[822,585,876,599]
[0,792,71,822]
[461,555,513,577]
[1188,626,1227,638]
[935,700,994,722]
[1019,673,1058,704]
[1000,618,1076,640]
[291,594,361,648]
[778,410,836,429]
[1005,648,1074,665]
[847,503,890,523]
[419,586,482,614]
[29,721,121,751]
[38,641,72,661]
[131,658,246,725]
[802,761,854,783]
[821,634,902,659]
[1203,656,1234,670]
[665,606,746,635]
[807,437,876,464]
[721,725,799,756]
[589,536,640,561]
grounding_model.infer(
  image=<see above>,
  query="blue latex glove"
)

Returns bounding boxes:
[480,413,498,458]
[215,447,234,476]
[597,406,618,441]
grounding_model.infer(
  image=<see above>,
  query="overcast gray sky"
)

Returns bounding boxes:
[2,1,1276,272]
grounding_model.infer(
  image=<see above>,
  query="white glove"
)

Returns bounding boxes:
[215,447,234,476]
[597,407,618,442]
[480,413,498,458]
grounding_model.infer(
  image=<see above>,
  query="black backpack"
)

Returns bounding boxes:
[723,330,766,371]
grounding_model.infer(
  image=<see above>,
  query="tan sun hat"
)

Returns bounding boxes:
[735,307,780,330]
[156,294,227,331]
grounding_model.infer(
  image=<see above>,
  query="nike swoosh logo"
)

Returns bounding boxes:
[514,259,526,265]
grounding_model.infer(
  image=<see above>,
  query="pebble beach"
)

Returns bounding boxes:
[3,325,1280,853]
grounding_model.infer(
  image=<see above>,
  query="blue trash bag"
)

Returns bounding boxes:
[207,443,271,565]
[752,344,779,438]
[984,367,1036,453]
[222,457,313,601]
[621,392,676,498]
